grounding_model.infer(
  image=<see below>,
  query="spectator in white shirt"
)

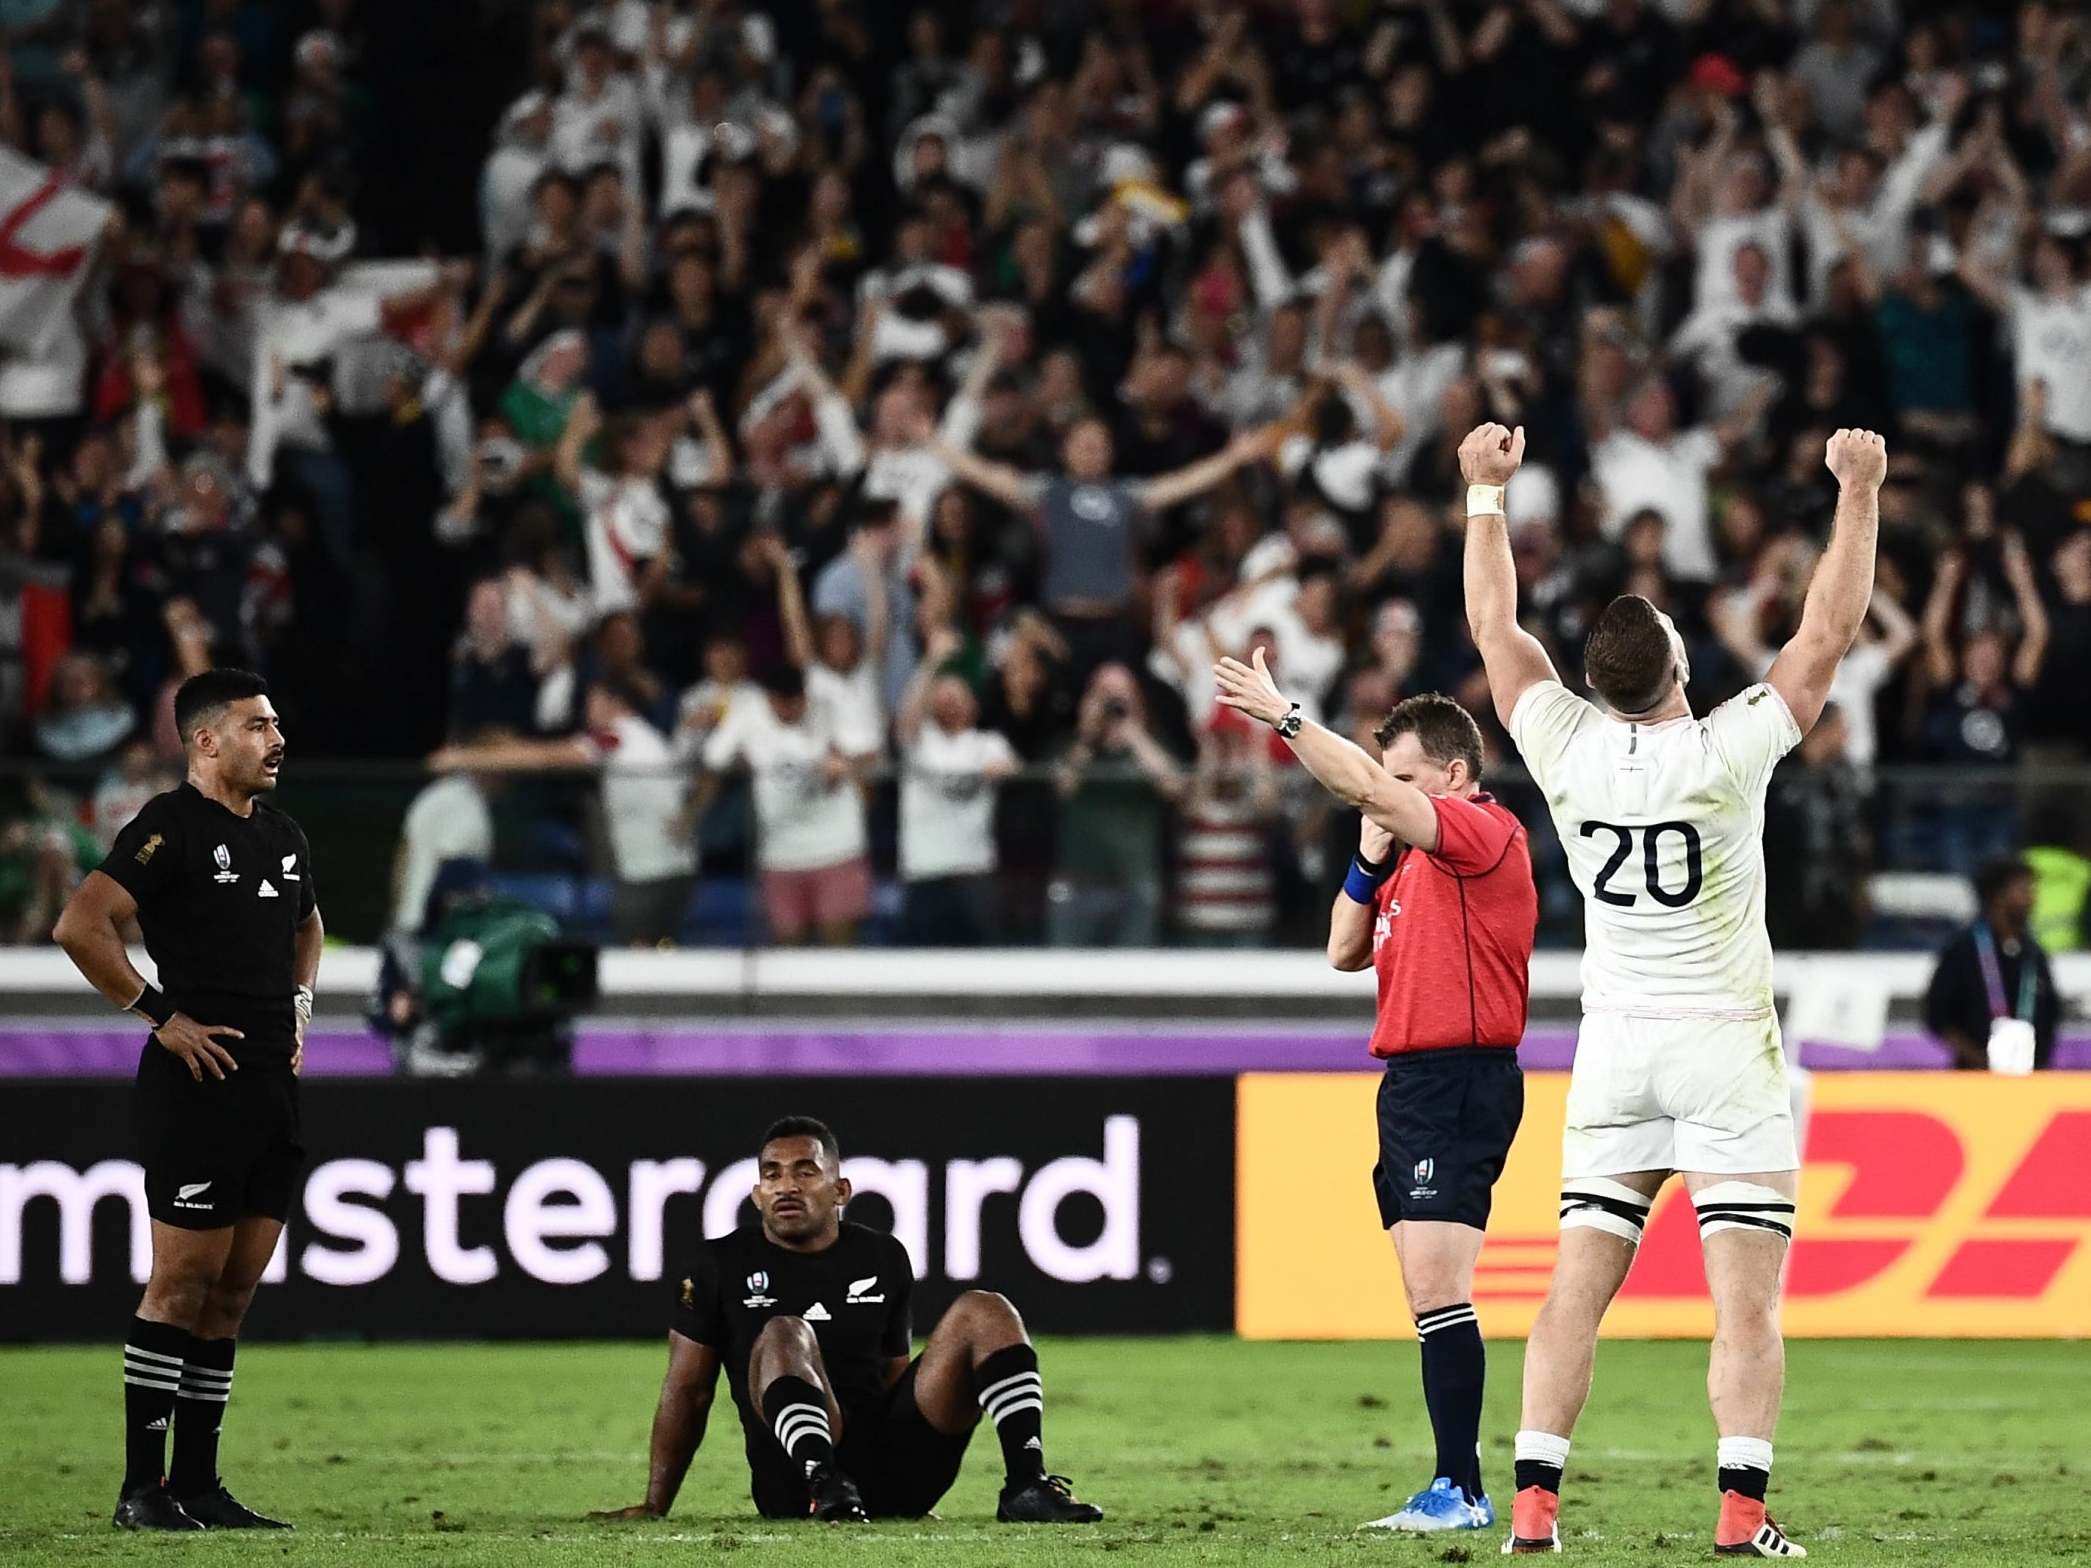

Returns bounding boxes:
[554,391,672,616]
[392,759,496,933]
[427,677,698,946]
[1591,375,1759,583]
[550,20,643,186]
[1961,230,2091,446]
[1672,101,1799,316]
[1769,71,1960,305]
[1714,541,1918,770]
[700,664,879,946]
[777,531,887,752]
[896,631,1019,944]
[1669,241,1800,417]
[482,91,553,266]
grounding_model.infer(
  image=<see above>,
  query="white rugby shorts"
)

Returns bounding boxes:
[1562,1010,1799,1178]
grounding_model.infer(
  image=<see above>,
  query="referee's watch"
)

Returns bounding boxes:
[1272,702,1303,739]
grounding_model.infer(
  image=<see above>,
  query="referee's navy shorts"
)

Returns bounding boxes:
[1371,1046,1524,1231]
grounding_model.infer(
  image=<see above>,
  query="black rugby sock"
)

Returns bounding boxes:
[761,1376,835,1471]
[975,1343,1046,1484]
[169,1336,236,1496]
[122,1317,189,1494]
[1416,1303,1486,1500]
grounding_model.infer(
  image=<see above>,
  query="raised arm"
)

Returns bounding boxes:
[1214,648,1442,849]
[1138,424,1276,513]
[1867,582,1918,666]
[1920,551,1965,687]
[553,391,602,496]
[2001,530,2050,689]
[590,1333,721,1520]
[1456,423,1559,728]
[923,427,1036,512]
[771,537,815,670]
[1765,429,1886,733]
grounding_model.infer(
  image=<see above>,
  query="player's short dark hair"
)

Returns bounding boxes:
[760,1116,841,1168]
[1584,595,1676,715]
[173,668,269,745]
[1975,856,2034,907]
[762,664,806,700]
[1374,693,1484,780]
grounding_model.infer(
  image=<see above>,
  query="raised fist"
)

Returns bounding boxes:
[1824,428,1887,491]
[1457,423,1526,487]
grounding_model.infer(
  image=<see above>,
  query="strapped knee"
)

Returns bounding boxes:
[1559,1178,1654,1246]
[1693,1181,1794,1243]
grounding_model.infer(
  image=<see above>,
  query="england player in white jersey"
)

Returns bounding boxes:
[1455,423,1886,1558]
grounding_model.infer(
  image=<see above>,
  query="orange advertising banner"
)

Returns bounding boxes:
[1237,1072,2091,1339]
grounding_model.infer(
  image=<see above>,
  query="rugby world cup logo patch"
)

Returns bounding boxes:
[1409,1158,1438,1202]
[743,1269,776,1307]
[212,843,239,883]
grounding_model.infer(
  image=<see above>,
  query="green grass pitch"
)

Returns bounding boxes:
[5,1338,2087,1565]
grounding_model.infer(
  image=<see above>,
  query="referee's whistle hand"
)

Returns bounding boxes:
[153,1015,244,1081]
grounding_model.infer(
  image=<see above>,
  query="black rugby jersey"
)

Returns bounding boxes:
[672,1222,913,1462]
[98,784,317,1056]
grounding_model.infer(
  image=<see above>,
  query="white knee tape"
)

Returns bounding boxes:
[1693,1181,1794,1242]
[1559,1177,1654,1245]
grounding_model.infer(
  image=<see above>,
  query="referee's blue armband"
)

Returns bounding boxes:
[1341,850,1396,905]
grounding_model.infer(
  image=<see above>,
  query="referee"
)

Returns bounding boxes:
[55,669,321,1532]
[1214,653,1537,1537]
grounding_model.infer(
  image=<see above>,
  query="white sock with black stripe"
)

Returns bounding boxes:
[760,1376,835,1474]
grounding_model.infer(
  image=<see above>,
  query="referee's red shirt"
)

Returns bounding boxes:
[1368,792,1537,1058]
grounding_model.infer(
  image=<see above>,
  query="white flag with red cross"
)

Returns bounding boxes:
[0,147,111,356]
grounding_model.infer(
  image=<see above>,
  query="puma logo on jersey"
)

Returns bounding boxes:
[802,1302,832,1322]
[847,1275,885,1304]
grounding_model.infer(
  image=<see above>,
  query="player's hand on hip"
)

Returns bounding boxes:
[588,1504,662,1522]
[1824,427,1887,490]
[153,1014,243,1081]
[1214,646,1288,726]
[1457,422,1525,485]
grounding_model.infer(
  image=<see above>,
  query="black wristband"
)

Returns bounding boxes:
[130,983,175,1030]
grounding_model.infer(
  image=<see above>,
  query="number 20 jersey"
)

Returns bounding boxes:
[1508,680,1802,1018]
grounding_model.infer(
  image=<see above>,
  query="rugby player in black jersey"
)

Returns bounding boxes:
[55,669,320,1532]
[591,1117,1104,1524]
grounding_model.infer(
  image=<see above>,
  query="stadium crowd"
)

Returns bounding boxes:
[0,0,2085,947]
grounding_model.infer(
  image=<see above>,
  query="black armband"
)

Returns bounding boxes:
[129,983,176,1030]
